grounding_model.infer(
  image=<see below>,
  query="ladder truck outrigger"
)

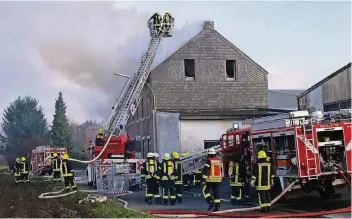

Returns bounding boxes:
[221,109,352,200]
[87,17,175,190]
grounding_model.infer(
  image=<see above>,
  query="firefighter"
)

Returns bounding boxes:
[141,153,161,205]
[20,157,29,183]
[51,153,61,182]
[14,158,21,184]
[148,13,162,35]
[61,153,77,192]
[159,153,176,205]
[250,150,275,212]
[193,169,202,187]
[243,157,251,200]
[182,151,191,191]
[202,148,223,212]
[162,12,173,36]
[153,153,162,203]
[95,128,104,146]
[229,154,246,205]
[172,152,183,203]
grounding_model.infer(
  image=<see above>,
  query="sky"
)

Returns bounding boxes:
[0,1,350,125]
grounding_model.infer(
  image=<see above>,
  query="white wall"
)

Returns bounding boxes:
[180,120,250,154]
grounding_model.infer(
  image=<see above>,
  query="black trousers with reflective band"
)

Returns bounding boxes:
[64,176,77,192]
[203,182,221,207]
[257,190,271,210]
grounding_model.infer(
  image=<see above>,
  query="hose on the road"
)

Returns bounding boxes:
[149,206,352,218]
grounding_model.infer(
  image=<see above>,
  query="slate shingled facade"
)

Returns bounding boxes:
[127,21,269,146]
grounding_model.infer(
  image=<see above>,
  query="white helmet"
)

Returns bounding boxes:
[147,152,154,158]
[208,148,216,155]
[163,153,171,160]
[154,153,159,158]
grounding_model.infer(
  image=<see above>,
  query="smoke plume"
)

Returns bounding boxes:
[0,2,202,122]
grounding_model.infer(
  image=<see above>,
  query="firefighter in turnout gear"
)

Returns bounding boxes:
[202,148,223,212]
[148,13,162,35]
[251,150,275,212]
[51,153,61,182]
[159,153,176,205]
[182,151,192,191]
[95,128,104,146]
[14,158,21,184]
[153,153,162,204]
[228,154,246,205]
[193,169,202,187]
[162,12,173,36]
[20,157,29,183]
[171,152,183,203]
[61,153,77,192]
[141,153,161,205]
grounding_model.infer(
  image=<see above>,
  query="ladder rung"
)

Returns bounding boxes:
[307,158,316,161]
[308,168,317,171]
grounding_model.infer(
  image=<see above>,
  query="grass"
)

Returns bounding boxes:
[0,174,150,218]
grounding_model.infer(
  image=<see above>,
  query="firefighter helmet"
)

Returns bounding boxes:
[172,152,179,159]
[147,152,154,158]
[208,148,216,155]
[53,153,58,157]
[258,150,267,159]
[97,128,104,135]
[62,153,69,160]
[21,157,26,161]
[163,153,171,160]
[16,158,20,161]
[153,153,159,158]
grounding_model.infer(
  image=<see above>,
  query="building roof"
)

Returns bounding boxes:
[151,21,269,75]
[297,62,351,99]
[268,89,305,110]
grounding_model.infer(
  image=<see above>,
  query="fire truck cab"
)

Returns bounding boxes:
[30,146,68,175]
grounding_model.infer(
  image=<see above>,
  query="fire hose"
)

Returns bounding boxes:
[148,176,352,218]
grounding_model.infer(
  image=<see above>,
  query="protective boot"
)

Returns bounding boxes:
[231,198,237,205]
[155,198,161,205]
[163,199,168,206]
[147,199,152,205]
[170,198,176,205]
[213,203,220,212]
[177,196,182,204]
[206,197,214,211]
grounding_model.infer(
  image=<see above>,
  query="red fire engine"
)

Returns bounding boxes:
[221,110,351,199]
[30,146,68,175]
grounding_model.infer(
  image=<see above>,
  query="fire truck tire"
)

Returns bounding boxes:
[318,186,335,199]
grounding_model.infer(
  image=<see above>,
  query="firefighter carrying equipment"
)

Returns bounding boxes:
[52,155,61,182]
[251,154,275,212]
[229,160,245,205]
[159,158,176,205]
[202,155,223,212]
[62,155,77,193]
[141,157,161,205]
[173,156,183,203]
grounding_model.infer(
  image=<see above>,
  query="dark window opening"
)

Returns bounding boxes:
[141,98,144,118]
[204,140,220,150]
[226,60,236,79]
[184,59,195,78]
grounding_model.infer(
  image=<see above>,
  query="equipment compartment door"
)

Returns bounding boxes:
[344,123,351,172]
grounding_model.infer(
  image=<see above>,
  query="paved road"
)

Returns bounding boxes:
[74,171,351,217]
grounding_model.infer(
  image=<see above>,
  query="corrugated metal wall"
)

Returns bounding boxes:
[156,112,180,161]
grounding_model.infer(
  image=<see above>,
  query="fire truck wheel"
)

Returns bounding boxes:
[318,185,335,199]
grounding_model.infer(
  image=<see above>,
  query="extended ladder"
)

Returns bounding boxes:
[105,31,167,136]
[300,117,319,180]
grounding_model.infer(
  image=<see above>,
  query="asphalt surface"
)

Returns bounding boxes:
[74,170,351,217]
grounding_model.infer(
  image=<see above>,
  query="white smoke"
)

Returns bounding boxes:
[0,2,203,122]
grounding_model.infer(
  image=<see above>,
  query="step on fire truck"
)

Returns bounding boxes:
[221,109,351,199]
[30,146,68,175]
[87,17,175,189]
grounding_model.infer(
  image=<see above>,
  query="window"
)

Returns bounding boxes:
[204,140,220,150]
[226,60,236,79]
[235,135,240,144]
[184,59,195,78]
[141,98,144,118]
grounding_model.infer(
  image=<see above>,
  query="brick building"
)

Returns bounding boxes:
[127,21,292,156]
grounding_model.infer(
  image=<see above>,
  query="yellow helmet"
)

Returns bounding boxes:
[21,157,26,161]
[16,158,20,161]
[258,150,267,159]
[62,153,69,160]
[97,128,104,135]
[172,152,179,159]
[53,153,58,157]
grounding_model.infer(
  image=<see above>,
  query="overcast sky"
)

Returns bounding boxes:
[0,1,350,125]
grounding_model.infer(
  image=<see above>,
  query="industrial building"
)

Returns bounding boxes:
[127,21,300,157]
[297,62,351,112]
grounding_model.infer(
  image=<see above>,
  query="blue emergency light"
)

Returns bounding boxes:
[233,123,239,130]
[324,113,332,120]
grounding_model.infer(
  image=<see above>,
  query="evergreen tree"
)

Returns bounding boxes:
[0,96,49,161]
[50,92,73,150]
